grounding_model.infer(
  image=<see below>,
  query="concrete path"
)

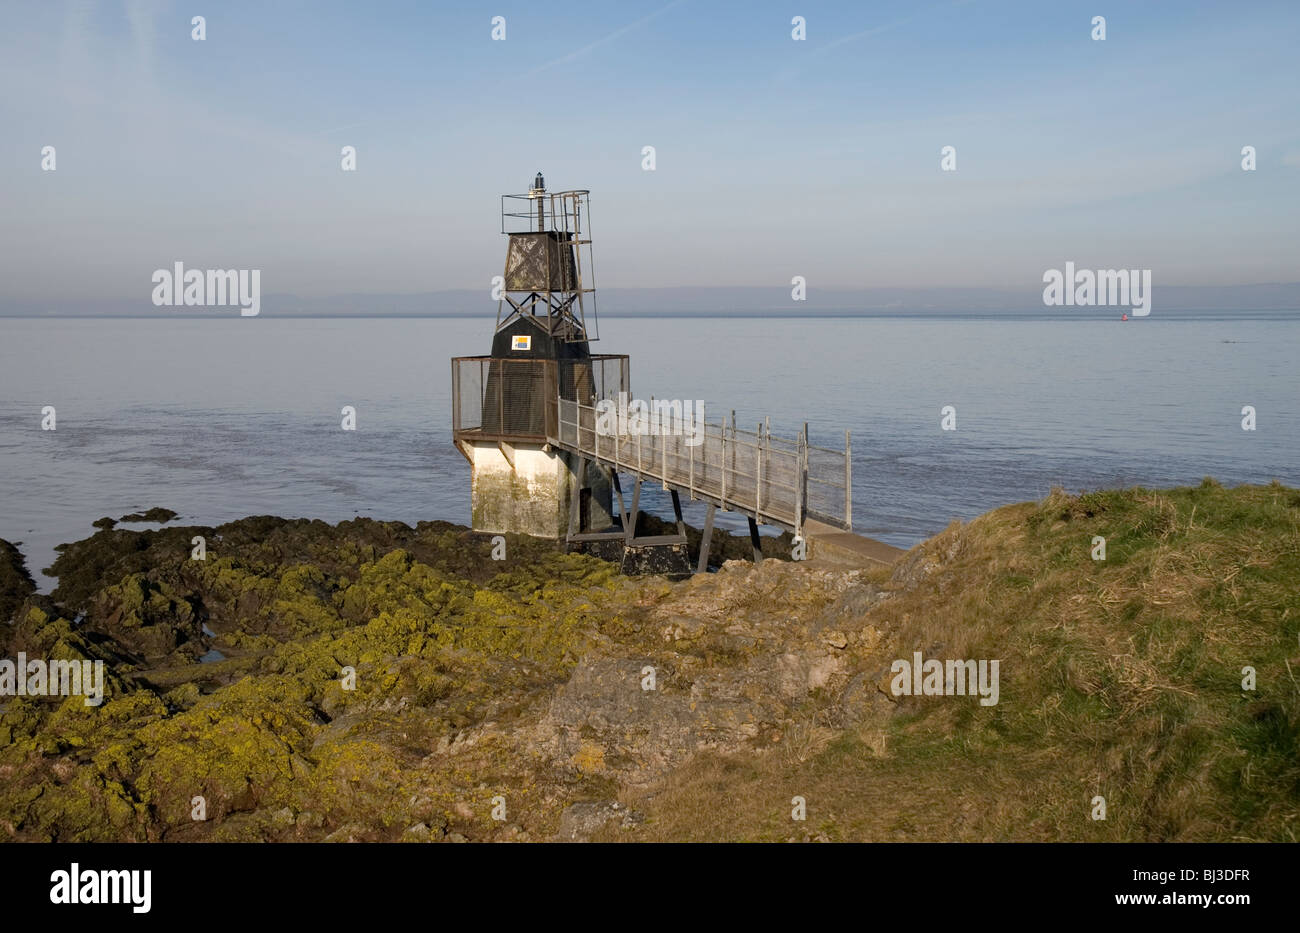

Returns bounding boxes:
[804,519,907,568]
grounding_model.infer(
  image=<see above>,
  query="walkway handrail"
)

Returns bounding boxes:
[550,397,851,533]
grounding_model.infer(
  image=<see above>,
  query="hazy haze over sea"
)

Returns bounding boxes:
[1,311,1297,590]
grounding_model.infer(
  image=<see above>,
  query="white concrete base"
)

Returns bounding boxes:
[469,442,612,539]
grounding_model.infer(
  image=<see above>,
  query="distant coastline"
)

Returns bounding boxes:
[3,308,1299,320]
[3,283,1300,318]
[2,309,1300,323]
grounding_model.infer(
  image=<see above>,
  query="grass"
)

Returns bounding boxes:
[610,480,1300,841]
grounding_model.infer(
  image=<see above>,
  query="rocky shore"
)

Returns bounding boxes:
[2,480,1297,842]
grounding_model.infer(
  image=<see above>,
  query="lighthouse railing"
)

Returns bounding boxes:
[451,354,628,446]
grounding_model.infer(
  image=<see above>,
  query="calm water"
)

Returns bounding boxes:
[2,313,1297,590]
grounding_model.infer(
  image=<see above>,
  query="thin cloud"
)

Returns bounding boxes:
[315,3,691,136]
[776,0,966,82]
[525,0,689,76]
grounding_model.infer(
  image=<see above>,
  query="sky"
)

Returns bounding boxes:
[1,0,1298,303]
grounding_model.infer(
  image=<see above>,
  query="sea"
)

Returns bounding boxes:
[2,311,1297,590]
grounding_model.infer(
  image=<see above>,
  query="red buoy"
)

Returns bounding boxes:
[1121,313,1129,321]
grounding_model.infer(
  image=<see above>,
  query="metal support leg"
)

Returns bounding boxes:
[670,489,687,538]
[611,470,630,532]
[748,515,763,564]
[696,502,716,574]
[627,477,642,542]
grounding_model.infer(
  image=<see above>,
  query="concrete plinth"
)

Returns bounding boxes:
[469,442,612,539]
[803,519,907,568]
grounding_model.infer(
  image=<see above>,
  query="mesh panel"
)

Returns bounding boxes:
[504,232,577,292]
[453,355,628,443]
[806,444,849,527]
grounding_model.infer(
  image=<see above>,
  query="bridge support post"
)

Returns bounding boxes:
[797,422,809,538]
[567,456,587,539]
[845,429,852,531]
[627,477,642,542]
[611,470,629,531]
[670,489,686,537]
[748,515,763,564]
[696,502,716,574]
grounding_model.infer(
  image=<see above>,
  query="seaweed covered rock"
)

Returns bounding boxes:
[0,514,628,842]
[88,575,204,664]
[0,539,37,625]
[118,508,179,524]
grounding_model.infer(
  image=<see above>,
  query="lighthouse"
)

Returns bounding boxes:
[452,176,862,573]
[451,175,625,540]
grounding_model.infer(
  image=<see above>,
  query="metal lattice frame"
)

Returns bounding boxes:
[497,189,598,343]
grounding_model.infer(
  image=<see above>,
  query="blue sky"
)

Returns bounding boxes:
[2,0,1298,301]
